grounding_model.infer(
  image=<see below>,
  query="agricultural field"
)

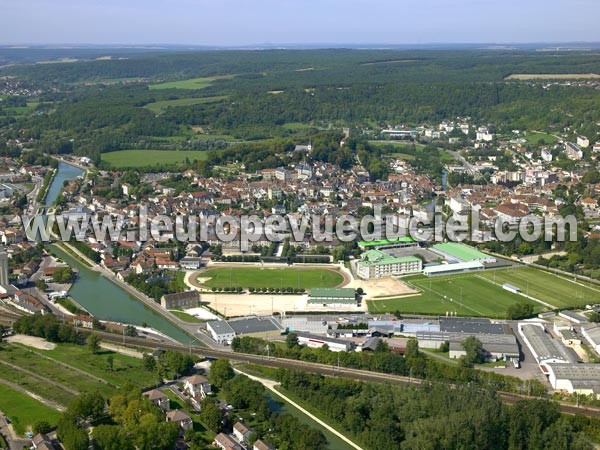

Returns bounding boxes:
[101,149,210,168]
[199,267,345,290]
[0,344,118,398]
[148,75,234,90]
[0,384,61,435]
[478,266,600,308]
[143,95,228,113]
[368,272,542,318]
[39,343,153,389]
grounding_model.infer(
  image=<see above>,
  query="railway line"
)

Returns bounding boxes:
[3,310,600,419]
[93,330,600,419]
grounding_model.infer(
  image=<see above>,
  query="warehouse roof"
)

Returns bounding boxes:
[432,242,492,262]
[207,320,235,335]
[440,317,506,335]
[519,324,579,364]
[228,316,283,335]
[309,288,356,300]
[423,260,484,275]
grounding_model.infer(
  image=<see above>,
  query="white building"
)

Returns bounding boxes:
[541,148,553,162]
[0,247,9,287]
[296,332,355,352]
[183,374,211,399]
[546,363,600,398]
[582,324,600,354]
[565,142,583,160]
[577,136,590,148]
[206,320,236,344]
[476,127,494,142]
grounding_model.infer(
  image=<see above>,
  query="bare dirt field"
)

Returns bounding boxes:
[350,277,418,299]
[5,335,56,350]
[505,73,600,80]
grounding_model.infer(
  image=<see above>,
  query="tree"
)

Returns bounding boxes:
[107,355,114,371]
[462,336,485,365]
[200,398,223,433]
[33,420,53,434]
[124,325,138,337]
[143,354,156,372]
[286,332,298,349]
[68,391,105,421]
[92,425,134,450]
[87,333,101,354]
[209,358,234,387]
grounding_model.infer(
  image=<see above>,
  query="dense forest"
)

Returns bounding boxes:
[278,370,599,450]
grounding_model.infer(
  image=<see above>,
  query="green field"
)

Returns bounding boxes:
[368,272,542,317]
[0,345,117,398]
[478,266,600,308]
[149,75,234,90]
[102,150,210,168]
[199,267,344,290]
[144,95,228,113]
[0,384,61,435]
[39,343,153,389]
[524,132,558,145]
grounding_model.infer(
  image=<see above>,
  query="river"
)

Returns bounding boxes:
[45,163,192,343]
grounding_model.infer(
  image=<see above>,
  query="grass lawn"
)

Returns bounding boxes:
[390,152,416,161]
[0,345,118,398]
[199,267,344,290]
[102,150,210,168]
[148,75,234,90]
[0,364,74,407]
[524,132,558,145]
[143,96,228,113]
[170,310,205,323]
[39,343,156,389]
[368,272,542,318]
[478,266,600,308]
[0,384,61,435]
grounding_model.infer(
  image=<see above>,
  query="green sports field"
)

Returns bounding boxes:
[478,266,600,308]
[148,75,234,90]
[101,150,210,168]
[199,267,345,290]
[368,272,542,317]
[143,95,228,113]
[0,384,61,435]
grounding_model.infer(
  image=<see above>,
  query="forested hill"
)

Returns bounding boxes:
[4,49,600,84]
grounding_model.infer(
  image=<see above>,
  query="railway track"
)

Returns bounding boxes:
[3,310,600,419]
[94,330,600,419]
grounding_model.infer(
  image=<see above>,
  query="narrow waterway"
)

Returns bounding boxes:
[45,163,192,343]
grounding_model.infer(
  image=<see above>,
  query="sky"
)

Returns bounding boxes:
[1,0,600,46]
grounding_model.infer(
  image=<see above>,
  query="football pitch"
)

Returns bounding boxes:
[199,267,345,290]
[368,266,600,317]
[368,272,540,318]
[478,266,600,308]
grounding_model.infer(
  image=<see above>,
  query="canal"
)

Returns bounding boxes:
[45,163,192,343]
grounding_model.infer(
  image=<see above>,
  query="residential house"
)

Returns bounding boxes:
[183,374,211,400]
[215,433,243,450]
[143,389,170,412]
[233,422,255,444]
[160,290,200,309]
[166,410,193,432]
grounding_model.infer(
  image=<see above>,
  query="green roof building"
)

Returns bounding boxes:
[358,236,417,250]
[431,242,495,263]
[356,249,422,279]
[308,288,357,305]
